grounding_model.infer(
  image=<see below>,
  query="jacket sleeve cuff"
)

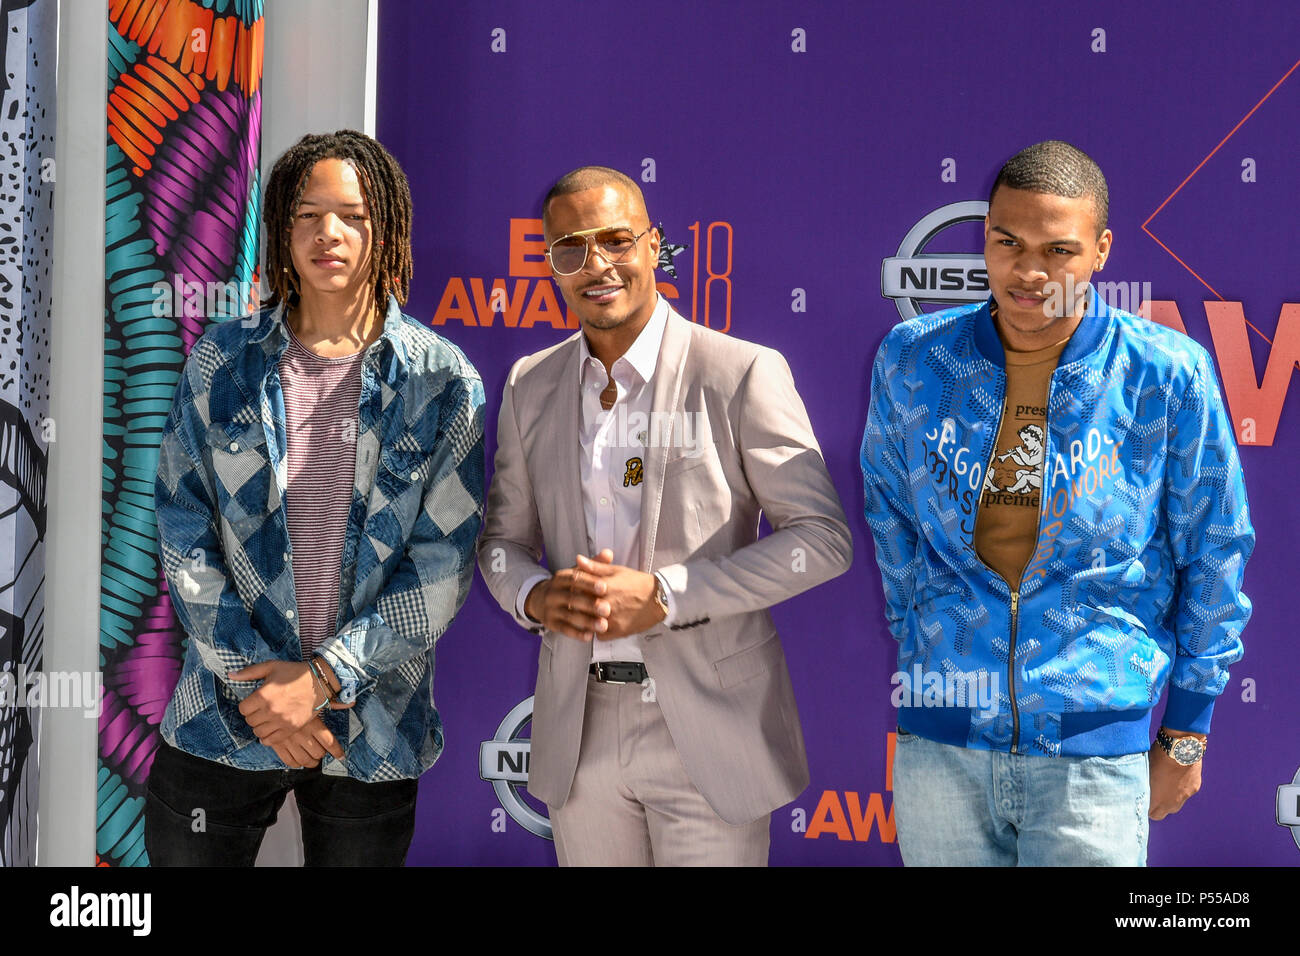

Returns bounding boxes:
[315,643,365,705]
[654,562,690,622]
[515,573,551,630]
[653,570,677,627]
[1163,687,1218,735]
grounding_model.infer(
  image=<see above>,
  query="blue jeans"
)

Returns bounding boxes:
[145,741,419,866]
[892,731,1149,866]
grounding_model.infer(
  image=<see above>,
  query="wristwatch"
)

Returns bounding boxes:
[652,573,670,620]
[1156,727,1206,766]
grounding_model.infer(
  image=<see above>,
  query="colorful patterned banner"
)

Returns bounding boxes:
[99,0,263,867]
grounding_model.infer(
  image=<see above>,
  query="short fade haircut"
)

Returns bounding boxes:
[262,130,414,309]
[542,165,648,234]
[989,140,1109,237]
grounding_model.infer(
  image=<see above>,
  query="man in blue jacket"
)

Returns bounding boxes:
[861,141,1253,865]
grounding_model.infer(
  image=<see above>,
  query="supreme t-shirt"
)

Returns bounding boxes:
[974,333,1070,588]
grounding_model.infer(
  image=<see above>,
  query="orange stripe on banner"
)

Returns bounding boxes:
[111,0,145,41]
[146,56,202,104]
[125,0,167,47]
[114,83,169,129]
[109,91,163,147]
[147,0,203,68]
[137,0,169,48]
[252,19,265,93]
[116,0,263,99]
[237,19,251,94]
[135,62,189,112]
[118,70,180,122]
[193,9,216,77]
[140,0,172,56]
[208,16,235,91]
[106,102,155,173]
[184,9,215,76]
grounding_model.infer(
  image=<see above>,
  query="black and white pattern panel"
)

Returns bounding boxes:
[0,0,53,868]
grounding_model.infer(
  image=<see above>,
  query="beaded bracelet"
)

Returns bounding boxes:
[308,659,333,714]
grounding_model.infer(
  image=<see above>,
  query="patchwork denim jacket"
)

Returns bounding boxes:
[155,296,485,781]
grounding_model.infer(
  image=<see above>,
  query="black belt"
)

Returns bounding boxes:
[589,662,648,684]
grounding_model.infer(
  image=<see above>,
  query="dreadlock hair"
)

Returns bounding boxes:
[262,130,414,310]
[990,140,1109,237]
[542,165,648,235]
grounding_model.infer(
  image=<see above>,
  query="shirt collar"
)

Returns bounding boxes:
[252,294,410,369]
[577,294,669,385]
[973,284,1114,369]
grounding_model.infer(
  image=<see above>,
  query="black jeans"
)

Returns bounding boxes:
[144,741,419,866]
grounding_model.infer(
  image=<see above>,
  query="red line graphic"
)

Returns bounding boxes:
[1142,55,1300,352]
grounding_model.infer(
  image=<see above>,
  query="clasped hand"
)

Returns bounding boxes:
[524,549,666,641]
[230,659,352,769]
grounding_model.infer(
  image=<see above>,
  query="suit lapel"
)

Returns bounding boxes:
[555,335,587,566]
[639,308,691,572]
[551,333,593,669]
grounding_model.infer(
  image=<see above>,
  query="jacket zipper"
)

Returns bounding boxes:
[1008,590,1020,753]
[1007,379,1054,754]
[971,370,1055,756]
[973,394,1017,750]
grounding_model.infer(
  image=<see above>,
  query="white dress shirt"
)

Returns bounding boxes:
[515,296,676,661]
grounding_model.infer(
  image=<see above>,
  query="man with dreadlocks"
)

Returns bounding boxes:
[146,130,484,865]
[860,141,1253,865]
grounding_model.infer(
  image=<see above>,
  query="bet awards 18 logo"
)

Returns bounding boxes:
[433,218,735,333]
[880,200,989,320]
[480,696,552,840]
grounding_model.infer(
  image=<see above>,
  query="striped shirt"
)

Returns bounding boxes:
[281,325,364,658]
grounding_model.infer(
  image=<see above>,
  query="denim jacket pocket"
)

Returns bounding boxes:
[372,446,433,543]
[381,445,434,486]
[203,420,274,520]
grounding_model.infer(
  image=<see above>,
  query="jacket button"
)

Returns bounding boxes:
[283,552,290,562]
[229,441,239,452]
[410,471,419,481]
[286,609,295,620]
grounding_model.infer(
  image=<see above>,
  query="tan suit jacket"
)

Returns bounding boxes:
[478,303,852,825]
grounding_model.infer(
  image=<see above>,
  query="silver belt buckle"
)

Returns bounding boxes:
[594,662,627,684]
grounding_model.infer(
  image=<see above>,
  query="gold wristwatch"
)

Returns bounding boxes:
[1156,727,1206,766]
[652,573,670,619]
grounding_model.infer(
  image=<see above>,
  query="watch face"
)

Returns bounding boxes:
[1170,736,1205,766]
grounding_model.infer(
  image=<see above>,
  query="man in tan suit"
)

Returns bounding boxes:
[477,166,851,865]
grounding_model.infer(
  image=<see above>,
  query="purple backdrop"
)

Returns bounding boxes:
[375,0,1300,865]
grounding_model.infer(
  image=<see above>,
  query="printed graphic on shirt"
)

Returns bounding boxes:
[1023,428,1124,583]
[982,422,1045,507]
[623,457,644,487]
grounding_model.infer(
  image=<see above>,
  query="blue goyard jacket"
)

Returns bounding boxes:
[155,296,485,780]
[861,289,1253,758]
